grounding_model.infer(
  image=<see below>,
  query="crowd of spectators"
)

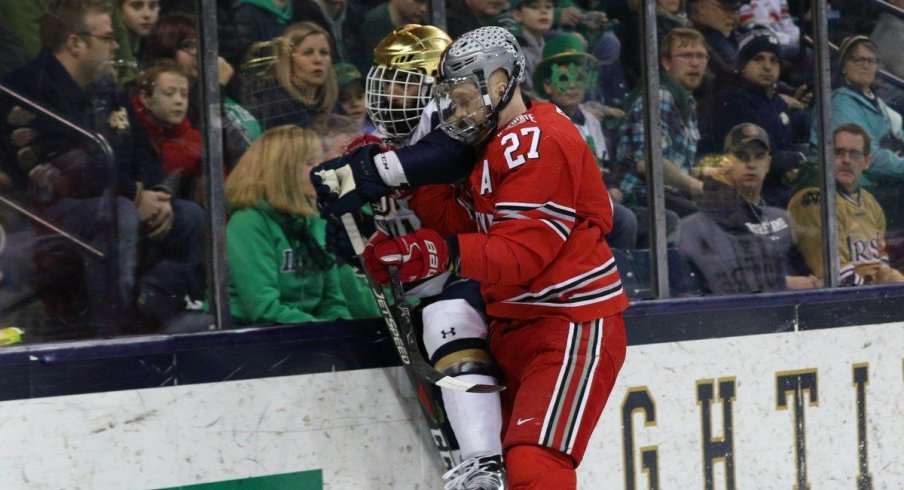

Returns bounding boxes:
[1,0,903,337]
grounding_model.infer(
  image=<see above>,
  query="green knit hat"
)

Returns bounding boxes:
[334,62,363,90]
[532,34,599,99]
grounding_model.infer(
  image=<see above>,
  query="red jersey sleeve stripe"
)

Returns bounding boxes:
[503,258,618,303]
[541,219,570,241]
[495,201,577,222]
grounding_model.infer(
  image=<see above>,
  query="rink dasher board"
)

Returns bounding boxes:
[0,366,446,490]
[0,322,900,489]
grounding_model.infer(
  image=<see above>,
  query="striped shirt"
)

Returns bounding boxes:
[617,86,700,201]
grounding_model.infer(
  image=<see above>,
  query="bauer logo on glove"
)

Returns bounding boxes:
[363,229,451,284]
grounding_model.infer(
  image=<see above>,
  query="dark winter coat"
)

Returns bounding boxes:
[700,25,738,76]
[678,177,794,295]
[0,17,26,79]
[446,0,484,39]
[1,50,165,201]
[244,77,321,129]
[709,79,806,206]
[232,1,293,63]
[293,0,358,64]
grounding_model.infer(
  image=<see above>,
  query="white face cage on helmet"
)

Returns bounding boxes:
[365,65,434,141]
[435,26,526,145]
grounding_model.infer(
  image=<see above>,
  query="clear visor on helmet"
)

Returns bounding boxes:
[433,75,494,144]
[365,65,432,140]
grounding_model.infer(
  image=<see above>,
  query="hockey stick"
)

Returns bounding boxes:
[337,212,460,470]
[340,214,411,363]
[385,264,503,394]
[322,169,501,393]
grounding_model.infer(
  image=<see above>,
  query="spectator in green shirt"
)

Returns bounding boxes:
[225,125,351,325]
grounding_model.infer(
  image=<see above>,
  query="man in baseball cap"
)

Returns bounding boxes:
[725,121,770,154]
[680,121,821,294]
[722,122,772,203]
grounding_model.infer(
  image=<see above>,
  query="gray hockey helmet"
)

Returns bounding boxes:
[434,26,526,145]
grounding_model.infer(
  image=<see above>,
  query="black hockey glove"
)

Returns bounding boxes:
[311,144,392,220]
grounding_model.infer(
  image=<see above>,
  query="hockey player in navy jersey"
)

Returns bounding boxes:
[314,26,629,490]
[334,24,508,489]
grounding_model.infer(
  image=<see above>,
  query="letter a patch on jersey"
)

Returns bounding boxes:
[480,159,493,195]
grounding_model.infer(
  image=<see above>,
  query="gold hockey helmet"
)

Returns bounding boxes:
[366,24,452,141]
[373,24,451,75]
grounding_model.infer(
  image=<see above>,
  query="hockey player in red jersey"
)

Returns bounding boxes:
[353,26,630,490]
[337,25,509,489]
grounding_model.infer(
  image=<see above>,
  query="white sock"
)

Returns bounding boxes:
[422,300,503,460]
[442,374,503,460]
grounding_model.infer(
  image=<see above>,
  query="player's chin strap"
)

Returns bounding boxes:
[473,63,523,145]
[492,63,522,119]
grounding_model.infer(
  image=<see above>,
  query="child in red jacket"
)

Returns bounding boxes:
[132,59,202,200]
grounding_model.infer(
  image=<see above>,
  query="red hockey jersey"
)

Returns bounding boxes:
[414,102,629,321]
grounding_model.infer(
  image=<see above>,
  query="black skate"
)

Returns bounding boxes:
[442,454,507,490]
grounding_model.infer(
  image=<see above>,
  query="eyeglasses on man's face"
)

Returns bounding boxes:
[834,148,866,160]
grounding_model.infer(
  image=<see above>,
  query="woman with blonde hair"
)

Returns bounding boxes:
[244,21,338,129]
[225,125,350,324]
